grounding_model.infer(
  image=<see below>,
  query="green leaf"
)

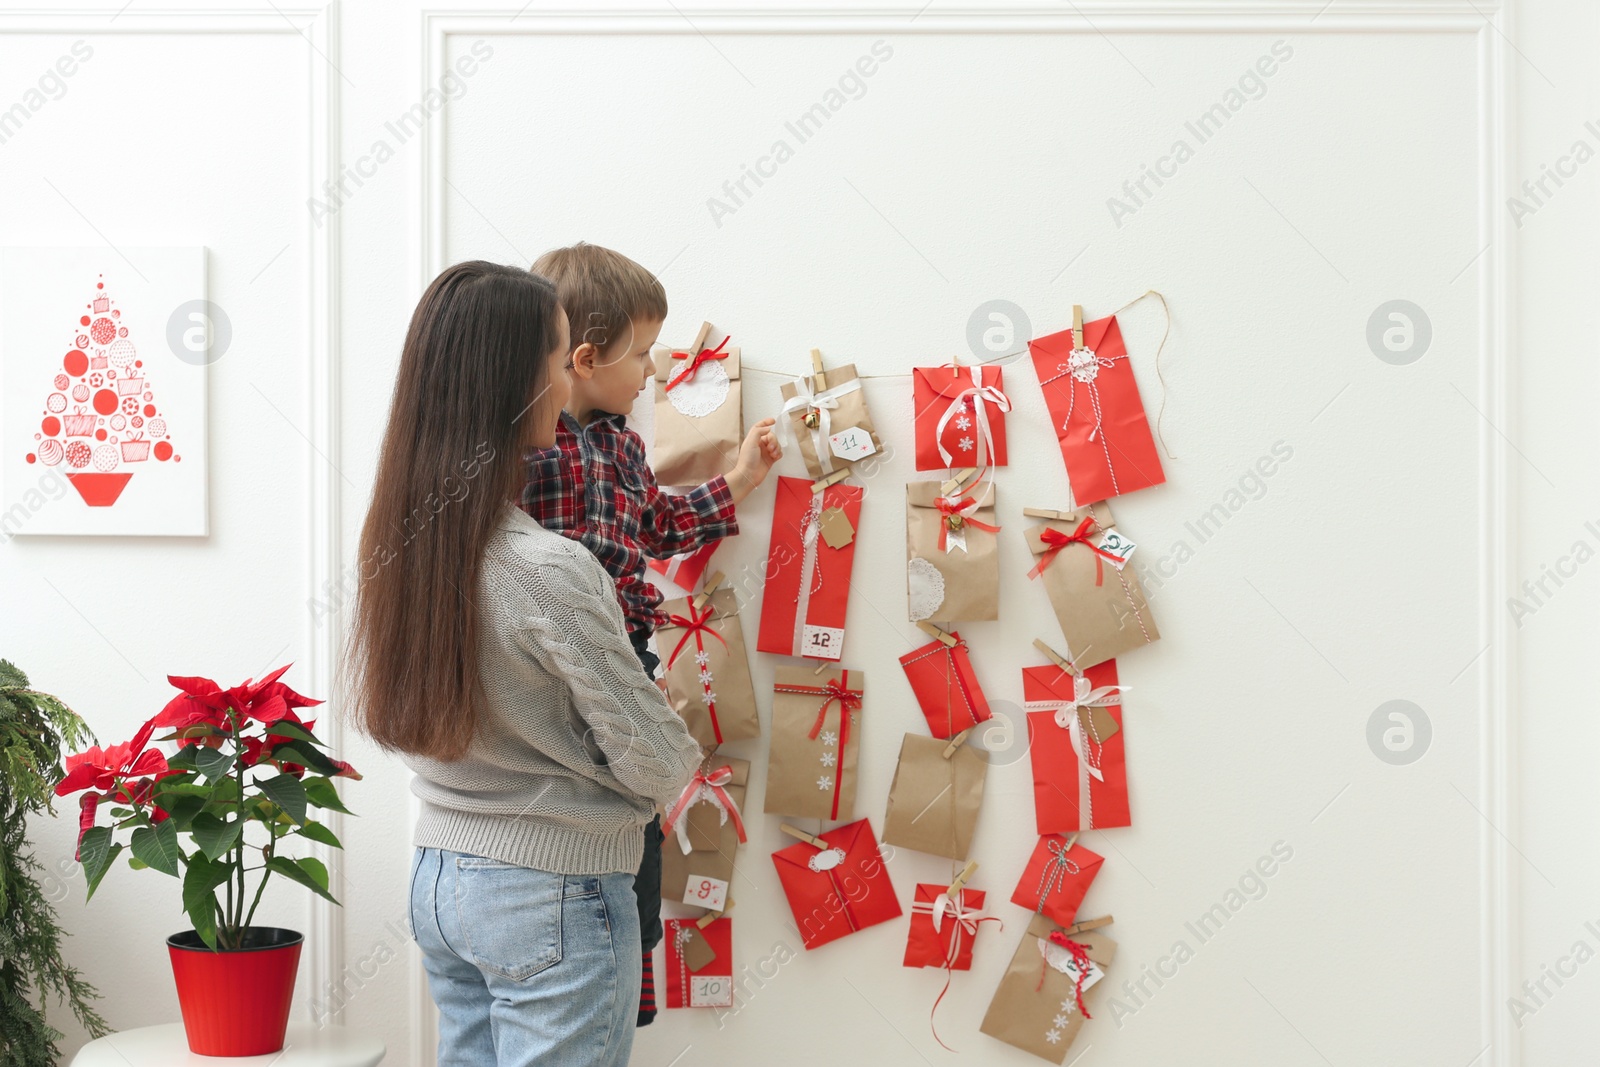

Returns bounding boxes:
[128,856,148,870]
[193,745,236,782]
[257,773,308,825]
[302,776,354,815]
[264,720,324,747]
[183,854,233,950]
[128,820,180,877]
[189,812,242,861]
[268,742,340,777]
[160,793,207,830]
[153,780,212,798]
[294,820,342,849]
[78,827,116,900]
[265,855,338,904]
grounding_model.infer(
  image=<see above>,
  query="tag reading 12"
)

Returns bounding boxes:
[1095,529,1136,569]
[828,426,876,462]
[801,625,845,660]
[683,875,728,912]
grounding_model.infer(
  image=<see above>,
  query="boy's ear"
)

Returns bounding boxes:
[569,342,601,381]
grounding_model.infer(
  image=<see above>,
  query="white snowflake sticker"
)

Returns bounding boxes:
[695,650,710,667]
[1045,1029,1062,1044]
[698,669,714,686]
[701,690,717,706]
[816,775,833,790]
[954,413,972,431]
[819,730,837,747]
[958,436,974,452]
[820,751,837,767]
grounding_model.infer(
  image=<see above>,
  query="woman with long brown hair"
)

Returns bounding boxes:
[346,261,700,1067]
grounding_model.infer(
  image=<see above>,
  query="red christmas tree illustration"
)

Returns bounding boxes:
[24,275,181,507]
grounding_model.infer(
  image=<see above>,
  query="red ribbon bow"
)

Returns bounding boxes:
[775,671,862,820]
[665,334,731,391]
[662,764,747,845]
[934,496,1002,552]
[1027,515,1123,584]
[1038,931,1095,1019]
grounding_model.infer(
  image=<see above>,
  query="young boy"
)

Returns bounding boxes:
[519,242,780,1026]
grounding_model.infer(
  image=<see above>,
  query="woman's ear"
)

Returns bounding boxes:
[568,342,600,381]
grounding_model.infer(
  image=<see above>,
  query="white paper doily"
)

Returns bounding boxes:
[666,359,730,418]
[908,556,946,622]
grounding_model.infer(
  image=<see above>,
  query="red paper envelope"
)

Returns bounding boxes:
[663,917,733,1009]
[771,818,901,950]
[898,633,993,739]
[912,365,1011,471]
[648,540,721,591]
[1022,660,1130,833]
[1029,314,1165,503]
[756,475,863,660]
[1009,835,1105,927]
[904,884,998,971]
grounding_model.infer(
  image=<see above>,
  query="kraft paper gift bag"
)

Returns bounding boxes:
[763,666,863,822]
[1028,311,1165,502]
[756,475,863,661]
[906,479,1001,623]
[912,363,1011,471]
[1023,660,1130,833]
[652,322,743,486]
[779,361,883,480]
[980,915,1117,1062]
[660,758,750,915]
[1009,834,1105,927]
[657,587,759,747]
[881,733,987,861]
[898,632,993,740]
[770,818,901,950]
[664,917,734,1009]
[1024,501,1158,669]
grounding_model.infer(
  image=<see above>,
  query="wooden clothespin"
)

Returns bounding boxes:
[1062,914,1113,936]
[1033,638,1078,675]
[1063,832,1080,850]
[1023,506,1076,522]
[697,895,734,929]
[812,659,831,675]
[916,620,958,647]
[690,320,713,355]
[1071,304,1084,349]
[780,823,828,849]
[810,466,851,494]
[693,571,726,612]
[810,348,827,392]
[941,726,972,760]
[940,467,980,497]
[946,860,978,898]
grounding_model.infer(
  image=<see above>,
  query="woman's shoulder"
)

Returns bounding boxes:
[488,507,610,599]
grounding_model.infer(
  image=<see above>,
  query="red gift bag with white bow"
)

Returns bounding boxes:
[1022,660,1130,833]
[912,364,1011,471]
[904,884,998,971]
[1028,313,1165,503]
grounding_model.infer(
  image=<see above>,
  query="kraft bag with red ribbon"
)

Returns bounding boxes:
[1023,660,1130,833]
[906,479,1001,623]
[912,363,1012,471]
[763,665,864,821]
[756,475,863,661]
[660,757,750,915]
[1024,501,1158,669]
[1009,834,1105,927]
[648,539,722,591]
[652,321,743,486]
[663,917,734,1009]
[1028,310,1165,503]
[657,588,759,747]
[778,360,883,481]
[898,632,993,739]
[979,915,1117,1063]
[770,817,901,951]
[882,733,988,861]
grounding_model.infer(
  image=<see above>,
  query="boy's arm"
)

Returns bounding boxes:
[637,419,782,558]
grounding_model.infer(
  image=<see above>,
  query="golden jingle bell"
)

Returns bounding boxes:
[946,513,965,531]
[802,408,821,430]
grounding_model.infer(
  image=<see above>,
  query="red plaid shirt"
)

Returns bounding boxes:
[519,411,738,637]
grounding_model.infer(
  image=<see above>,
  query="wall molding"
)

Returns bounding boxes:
[0,1,347,1034]
[413,5,1512,1066]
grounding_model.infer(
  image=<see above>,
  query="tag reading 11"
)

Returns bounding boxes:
[828,426,877,462]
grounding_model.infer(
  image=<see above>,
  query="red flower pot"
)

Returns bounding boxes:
[167,927,303,1056]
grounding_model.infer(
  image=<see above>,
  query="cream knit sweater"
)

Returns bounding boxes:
[404,505,702,875]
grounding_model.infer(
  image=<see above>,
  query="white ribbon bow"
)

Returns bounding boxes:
[911,892,989,965]
[780,376,863,475]
[932,365,1011,467]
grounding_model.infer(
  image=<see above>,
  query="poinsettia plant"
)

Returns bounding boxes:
[55,665,360,950]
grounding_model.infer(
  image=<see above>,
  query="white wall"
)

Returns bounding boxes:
[2,1,1591,1064]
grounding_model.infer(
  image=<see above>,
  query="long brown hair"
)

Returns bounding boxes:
[346,261,563,760]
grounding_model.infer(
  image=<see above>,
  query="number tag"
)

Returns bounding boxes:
[683,875,728,912]
[801,625,844,660]
[690,973,733,1007]
[828,426,876,462]
[1095,529,1136,568]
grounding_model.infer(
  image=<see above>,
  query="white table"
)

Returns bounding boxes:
[71,1023,385,1066]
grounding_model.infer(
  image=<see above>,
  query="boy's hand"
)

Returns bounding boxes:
[728,418,782,504]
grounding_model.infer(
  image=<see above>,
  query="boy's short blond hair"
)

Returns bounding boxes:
[530,242,668,356]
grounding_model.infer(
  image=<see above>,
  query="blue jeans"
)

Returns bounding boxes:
[409,847,642,1067]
